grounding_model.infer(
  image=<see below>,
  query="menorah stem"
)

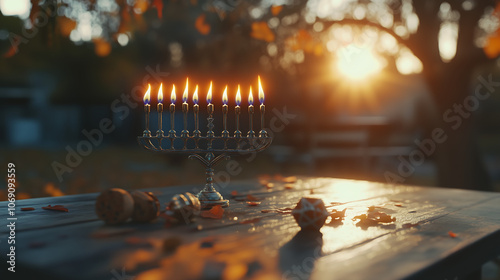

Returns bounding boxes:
[222,104,229,138]
[248,104,255,138]
[156,103,164,137]
[143,104,151,137]
[259,104,268,137]
[182,102,189,138]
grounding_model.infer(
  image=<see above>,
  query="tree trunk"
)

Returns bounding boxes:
[425,66,491,191]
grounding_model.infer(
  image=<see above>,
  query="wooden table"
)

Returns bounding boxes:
[2,177,500,280]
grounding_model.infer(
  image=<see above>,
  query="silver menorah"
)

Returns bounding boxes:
[137,79,272,209]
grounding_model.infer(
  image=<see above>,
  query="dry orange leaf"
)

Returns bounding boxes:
[251,22,275,42]
[195,13,211,35]
[448,231,457,238]
[231,190,238,196]
[284,184,294,190]
[271,5,283,16]
[282,176,297,183]
[246,201,261,206]
[201,205,224,219]
[395,203,403,207]
[21,207,35,211]
[246,194,261,201]
[42,205,69,212]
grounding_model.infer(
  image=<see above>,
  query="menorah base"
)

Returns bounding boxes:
[196,190,229,209]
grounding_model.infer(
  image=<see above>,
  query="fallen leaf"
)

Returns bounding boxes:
[195,13,211,35]
[246,201,261,206]
[282,176,297,183]
[448,231,457,238]
[21,207,35,211]
[42,205,69,212]
[330,208,347,221]
[284,184,294,190]
[402,222,420,228]
[271,5,283,16]
[265,182,274,189]
[231,191,238,197]
[251,22,275,42]
[246,194,261,201]
[394,203,403,207]
[201,205,224,219]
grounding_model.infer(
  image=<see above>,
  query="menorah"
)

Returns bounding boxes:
[137,78,272,209]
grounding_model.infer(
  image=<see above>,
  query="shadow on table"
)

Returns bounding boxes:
[279,229,323,280]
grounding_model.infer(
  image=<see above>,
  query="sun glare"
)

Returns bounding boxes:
[336,45,384,80]
[0,0,30,18]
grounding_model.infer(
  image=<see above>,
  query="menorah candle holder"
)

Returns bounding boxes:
[138,80,272,209]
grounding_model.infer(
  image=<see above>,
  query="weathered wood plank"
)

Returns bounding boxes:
[1,178,499,280]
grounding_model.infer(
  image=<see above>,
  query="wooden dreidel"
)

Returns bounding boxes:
[131,191,161,223]
[291,197,329,231]
[95,188,134,225]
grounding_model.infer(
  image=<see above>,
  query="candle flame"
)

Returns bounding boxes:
[158,83,163,103]
[207,81,213,103]
[222,86,228,105]
[236,85,241,106]
[144,84,151,104]
[193,85,199,104]
[170,85,176,104]
[182,78,189,102]
[258,75,265,104]
[248,86,254,105]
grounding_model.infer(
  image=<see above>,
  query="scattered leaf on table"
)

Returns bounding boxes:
[201,205,224,219]
[231,190,238,197]
[246,194,261,201]
[353,211,396,228]
[240,217,262,224]
[448,231,457,238]
[402,222,420,228]
[394,203,403,207]
[265,183,274,189]
[195,13,211,35]
[282,176,297,183]
[367,205,384,212]
[271,5,283,16]
[330,208,347,221]
[284,184,294,190]
[251,22,275,42]
[21,207,35,211]
[246,201,261,206]
[42,205,69,212]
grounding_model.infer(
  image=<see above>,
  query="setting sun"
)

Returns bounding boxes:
[336,45,384,80]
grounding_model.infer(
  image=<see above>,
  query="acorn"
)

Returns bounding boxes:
[131,191,161,223]
[95,188,134,225]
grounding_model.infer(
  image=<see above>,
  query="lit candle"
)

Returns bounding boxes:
[193,85,200,137]
[207,81,214,138]
[222,86,229,138]
[247,86,255,138]
[234,85,242,138]
[143,84,151,137]
[258,76,268,137]
[156,83,164,137]
[181,78,189,137]
[168,85,176,138]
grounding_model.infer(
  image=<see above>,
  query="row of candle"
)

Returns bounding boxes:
[142,76,268,138]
